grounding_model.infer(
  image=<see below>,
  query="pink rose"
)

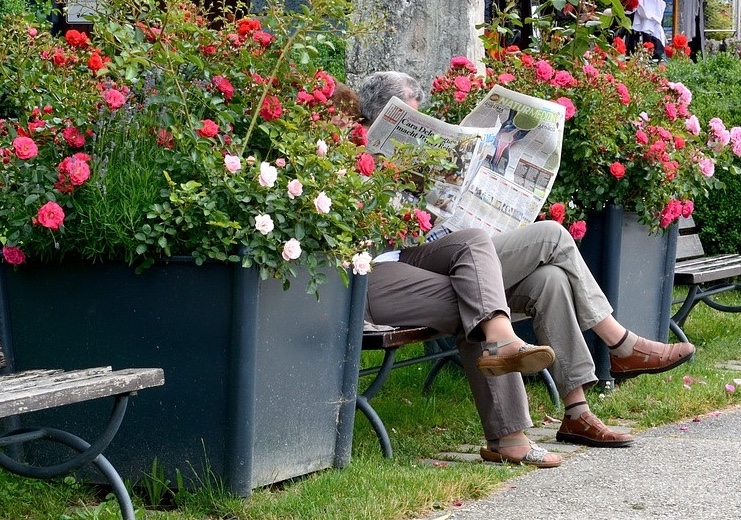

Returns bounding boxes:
[357,153,375,176]
[316,139,328,157]
[35,201,65,230]
[351,251,373,275]
[13,136,38,160]
[282,238,302,260]
[635,130,648,145]
[314,191,332,214]
[2,245,26,265]
[224,154,241,173]
[698,157,715,177]
[67,157,90,185]
[450,56,474,69]
[556,97,576,120]
[275,157,286,167]
[685,115,701,136]
[414,209,433,232]
[254,214,274,235]
[102,88,126,110]
[498,73,515,84]
[258,161,277,187]
[568,220,587,240]
[454,91,468,102]
[62,126,86,148]
[609,161,626,180]
[453,76,472,93]
[534,60,554,81]
[287,179,303,199]
[681,199,694,218]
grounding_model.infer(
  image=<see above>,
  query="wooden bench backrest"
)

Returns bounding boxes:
[676,216,705,262]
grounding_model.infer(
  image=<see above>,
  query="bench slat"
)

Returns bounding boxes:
[674,254,741,284]
[0,367,165,418]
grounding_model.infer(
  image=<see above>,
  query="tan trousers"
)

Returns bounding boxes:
[366,221,613,440]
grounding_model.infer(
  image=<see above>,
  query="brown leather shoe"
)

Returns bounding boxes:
[477,343,555,377]
[556,411,634,447]
[610,337,695,378]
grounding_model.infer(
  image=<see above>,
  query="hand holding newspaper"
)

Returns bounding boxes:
[366,85,566,237]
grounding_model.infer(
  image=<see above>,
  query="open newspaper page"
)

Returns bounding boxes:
[365,96,492,223]
[436,85,566,236]
[365,88,565,237]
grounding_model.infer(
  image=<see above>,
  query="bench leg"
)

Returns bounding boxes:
[357,349,399,457]
[0,427,135,520]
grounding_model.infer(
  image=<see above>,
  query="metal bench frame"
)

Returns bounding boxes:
[0,365,165,520]
[670,216,741,342]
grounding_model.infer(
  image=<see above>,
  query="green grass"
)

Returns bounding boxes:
[1,288,740,519]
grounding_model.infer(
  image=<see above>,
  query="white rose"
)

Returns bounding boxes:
[224,154,241,173]
[259,161,278,187]
[254,214,274,235]
[314,191,332,214]
[351,251,373,275]
[282,238,302,260]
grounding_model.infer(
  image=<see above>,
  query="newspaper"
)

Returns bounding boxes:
[366,85,566,237]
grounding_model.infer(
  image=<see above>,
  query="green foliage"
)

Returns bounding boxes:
[0,0,26,16]
[0,0,448,295]
[666,52,741,254]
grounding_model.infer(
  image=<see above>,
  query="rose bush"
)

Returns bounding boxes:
[425,2,741,237]
[0,0,442,294]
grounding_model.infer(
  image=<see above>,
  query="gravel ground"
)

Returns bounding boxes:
[419,405,741,520]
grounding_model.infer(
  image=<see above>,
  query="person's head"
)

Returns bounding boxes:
[358,71,425,125]
[329,80,362,126]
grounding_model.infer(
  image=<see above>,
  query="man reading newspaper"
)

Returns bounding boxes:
[359,70,694,466]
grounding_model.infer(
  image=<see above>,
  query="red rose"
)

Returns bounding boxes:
[568,220,587,240]
[65,29,89,48]
[237,18,261,36]
[350,124,367,146]
[35,201,65,230]
[672,34,688,49]
[212,75,234,102]
[613,36,627,55]
[259,95,283,121]
[2,245,26,265]
[357,153,375,176]
[197,119,219,138]
[548,202,566,224]
[609,161,626,179]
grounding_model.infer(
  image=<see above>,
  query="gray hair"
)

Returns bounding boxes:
[358,71,426,124]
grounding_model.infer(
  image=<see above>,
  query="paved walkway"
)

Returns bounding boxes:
[420,404,741,519]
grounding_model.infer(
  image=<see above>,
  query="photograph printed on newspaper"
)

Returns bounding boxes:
[365,85,566,237]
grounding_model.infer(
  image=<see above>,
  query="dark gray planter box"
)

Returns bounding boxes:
[0,258,366,496]
[579,205,679,383]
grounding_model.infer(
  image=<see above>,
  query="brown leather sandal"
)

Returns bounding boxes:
[477,341,555,377]
[480,438,562,468]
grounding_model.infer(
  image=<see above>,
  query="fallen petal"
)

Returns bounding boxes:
[726,384,736,393]
[679,426,689,431]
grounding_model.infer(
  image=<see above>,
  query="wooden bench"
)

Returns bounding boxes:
[0,352,164,520]
[359,314,560,458]
[670,216,741,342]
